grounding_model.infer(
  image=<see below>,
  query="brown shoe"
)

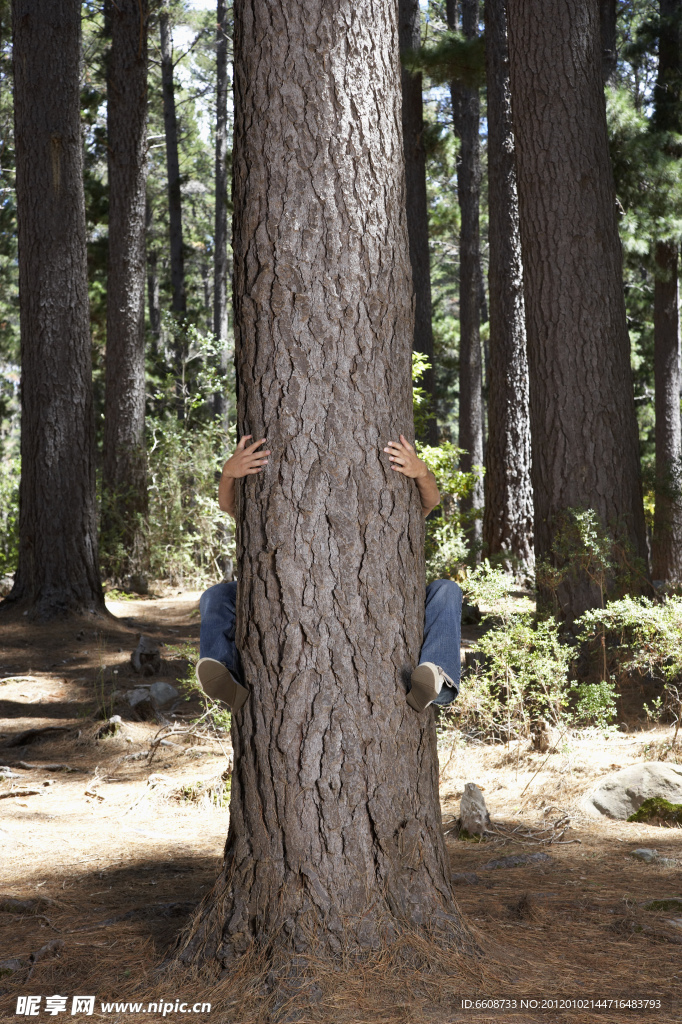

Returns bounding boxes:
[195,658,249,712]
[407,662,448,713]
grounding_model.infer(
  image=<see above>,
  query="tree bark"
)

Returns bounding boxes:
[102,0,149,579]
[482,0,534,575]
[447,0,484,556]
[213,0,230,424]
[399,0,438,445]
[652,0,682,581]
[173,0,472,971]
[6,0,104,619]
[160,4,186,317]
[599,0,617,84]
[506,0,648,617]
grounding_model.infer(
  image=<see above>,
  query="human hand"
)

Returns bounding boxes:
[383,435,428,479]
[221,435,270,479]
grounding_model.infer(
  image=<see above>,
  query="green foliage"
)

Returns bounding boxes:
[569,680,618,731]
[536,507,648,612]
[401,31,486,89]
[0,453,18,575]
[576,595,682,683]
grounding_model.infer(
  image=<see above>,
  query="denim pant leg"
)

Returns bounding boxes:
[199,581,243,685]
[419,579,463,706]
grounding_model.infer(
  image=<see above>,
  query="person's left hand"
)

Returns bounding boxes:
[383,435,428,479]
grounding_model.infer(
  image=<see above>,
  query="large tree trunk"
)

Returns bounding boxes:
[159,4,186,317]
[102,0,149,579]
[652,0,682,582]
[599,0,617,84]
[506,0,648,617]
[447,0,484,555]
[6,0,104,620]
[399,0,438,445]
[212,0,230,425]
[173,0,472,972]
[482,0,534,575]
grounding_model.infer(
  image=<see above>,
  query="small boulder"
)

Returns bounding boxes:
[629,848,659,864]
[582,762,682,820]
[148,681,179,708]
[459,782,490,835]
[0,575,13,597]
[131,636,161,677]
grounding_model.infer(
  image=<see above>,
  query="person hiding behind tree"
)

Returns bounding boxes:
[195,434,462,714]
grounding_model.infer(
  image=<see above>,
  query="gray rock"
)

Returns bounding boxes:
[131,635,161,677]
[148,681,179,707]
[0,958,25,975]
[459,782,491,835]
[126,686,151,708]
[451,871,481,885]
[630,848,659,863]
[582,762,682,820]
[0,575,13,597]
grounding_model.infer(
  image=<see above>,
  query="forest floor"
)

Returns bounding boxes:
[0,592,680,1024]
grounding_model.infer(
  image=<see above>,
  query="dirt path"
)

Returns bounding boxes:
[1,595,680,1023]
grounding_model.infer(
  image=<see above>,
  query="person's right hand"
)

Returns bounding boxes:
[221,435,270,479]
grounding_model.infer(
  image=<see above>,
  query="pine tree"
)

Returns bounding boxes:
[172,0,473,975]
[482,0,534,574]
[102,0,149,580]
[506,0,648,616]
[6,0,104,619]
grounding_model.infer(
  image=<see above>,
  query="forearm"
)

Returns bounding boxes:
[415,468,440,517]
[218,472,236,517]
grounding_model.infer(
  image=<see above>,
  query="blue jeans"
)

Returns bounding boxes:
[199,578,462,706]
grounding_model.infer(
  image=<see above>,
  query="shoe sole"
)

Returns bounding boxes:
[195,658,249,712]
[407,662,441,713]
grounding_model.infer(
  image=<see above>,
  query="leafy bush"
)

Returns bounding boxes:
[0,454,19,576]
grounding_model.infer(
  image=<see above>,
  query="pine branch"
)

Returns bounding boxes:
[401,31,486,89]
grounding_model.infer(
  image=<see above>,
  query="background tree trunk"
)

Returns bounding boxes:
[102,0,149,579]
[160,4,186,318]
[447,0,484,556]
[482,0,534,575]
[599,0,617,84]
[506,0,648,617]
[146,198,162,356]
[399,0,438,445]
[174,0,472,971]
[7,0,104,619]
[652,0,682,581]
[212,0,230,425]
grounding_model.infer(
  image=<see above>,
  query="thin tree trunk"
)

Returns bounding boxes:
[652,0,682,581]
[600,0,617,84]
[102,0,149,579]
[213,0,230,424]
[147,198,162,356]
[482,0,534,575]
[506,0,648,618]
[173,0,473,974]
[447,0,484,556]
[7,0,104,620]
[160,5,185,317]
[399,0,438,445]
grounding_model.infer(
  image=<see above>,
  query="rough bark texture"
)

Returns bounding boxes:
[599,0,617,83]
[102,0,149,577]
[399,0,438,445]
[7,0,104,619]
[506,0,647,616]
[174,0,471,968]
[160,6,185,316]
[652,0,682,581]
[213,0,230,424]
[448,0,484,555]
[482,0,534,575]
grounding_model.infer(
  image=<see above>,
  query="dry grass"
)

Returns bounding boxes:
[0,593,681,1022]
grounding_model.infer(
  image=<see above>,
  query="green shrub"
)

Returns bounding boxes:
[0,454,19,576]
